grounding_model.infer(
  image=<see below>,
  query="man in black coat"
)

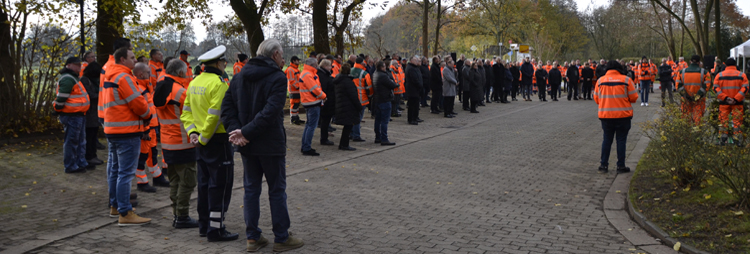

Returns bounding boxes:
[534,63,548,101]
[595,59,608,82]
[419,57,431,107]
[548,61,563,101]
[455,55,465,102]
[580,63,595,100]
[483,60,494,104]
[503,63,513,103]
[658,59,674,107]
[520,59,534,101]
[510,62,520,101]
[221,39,304,251]
[476,60,487,106]
[430,57,443,114]
[566,64,580,101]
[492,59,505,103]
[405,56,424,125]
[461,60,473,111]
[318,60,336,146]
[372,61,399,145]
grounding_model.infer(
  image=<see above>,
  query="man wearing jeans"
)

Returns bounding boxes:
[593,61,639,174]
[372,61,398,145]
[298,57,327,156]
[101,47,152,225]
[350,57,372,142]
[54,56,90,174]
[222,39,304,252]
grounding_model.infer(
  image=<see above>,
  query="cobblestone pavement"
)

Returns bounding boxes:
[3,93,659,253]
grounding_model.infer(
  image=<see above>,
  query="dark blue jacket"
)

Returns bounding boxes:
[221,56,287,156]
[521,62,534,85]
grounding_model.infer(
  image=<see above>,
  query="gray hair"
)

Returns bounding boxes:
[661,58,667,63]
[165,58,187,76]
[319,59,331,68]
[411,55,420,62]
[390,60,399,67]
[133,63,150,76]
[304,57,318,66]
[256,39,283,58]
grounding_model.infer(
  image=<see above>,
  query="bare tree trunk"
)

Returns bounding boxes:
[714,0,720,59]
[433,0,441,56]
[312,0,331,55]
[96,0,125,64]
[230,0,268,57]
[422,0,429,57]
[679,0,686,56]
[0,8,19,122]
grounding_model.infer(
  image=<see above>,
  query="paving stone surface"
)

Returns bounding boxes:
[2,93,660,253]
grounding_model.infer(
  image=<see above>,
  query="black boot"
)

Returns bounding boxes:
[152,174,170,187]
[290,116,305,125]
[207,229,239,242]
[616,166,631,174]
[174,215,199,229]
[598,165,608,174]
[137,183,157,193]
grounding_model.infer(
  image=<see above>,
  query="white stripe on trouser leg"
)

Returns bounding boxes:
[210,221,221,228]
[135,170,148,184]
[147,164,161,177]
[210,211,221,218]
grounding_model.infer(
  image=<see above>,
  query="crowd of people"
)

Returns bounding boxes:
[49,31,748,252]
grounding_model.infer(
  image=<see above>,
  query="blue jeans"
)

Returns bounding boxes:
[600,118,631,168]
[301,106,320,152]
[350,107,365,139]
[59,115,88,172]
[640,81,651,103]
[374,102,392,142]
[241,155,290,243]
[107,136,141,214]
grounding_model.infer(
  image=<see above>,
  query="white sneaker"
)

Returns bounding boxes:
[645,103,649,107]
[641,102,645,106]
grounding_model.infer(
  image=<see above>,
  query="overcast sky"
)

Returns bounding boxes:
[141,0,747,42]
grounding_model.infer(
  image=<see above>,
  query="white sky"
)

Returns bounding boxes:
[139,0,747,42]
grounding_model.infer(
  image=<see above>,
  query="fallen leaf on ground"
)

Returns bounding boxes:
[653,198,661,201]
[472,192,477,195]
[734,211,744,216]
[164,237,169,240]
[304,179,308,182]
[616,190,621,193]
[673,242,681,251]
[21,205,27,208]
[554,204,561,206]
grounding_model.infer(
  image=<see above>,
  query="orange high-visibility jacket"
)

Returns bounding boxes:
[137,78,159,128]
[285,63,301,101]
[634,63,653,83]
[155,76,193,151]
[332,61,341,77]
[714,66,749,103]
[390,65,405,94]
[98,55,116,119]
[649,63,658,82]
[101,64,151,136]
[676,64,710,99]
[54,73,90,114]
[398,65,405,92]
[594,70,639,119]
[352,63,373,106]
[182,59,193,84]
[299,65,326,106]
[233,61,245,76]
[80,62,88,78]
[148,60,164,87]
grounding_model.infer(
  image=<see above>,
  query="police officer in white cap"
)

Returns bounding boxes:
[180,45,238,242]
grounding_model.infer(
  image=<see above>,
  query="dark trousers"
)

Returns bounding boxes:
[551,84,559,100]
[583,82,593,99]
[462,91,471,109]
[511,82,519,99]
[457,84,463,101]
[241,155,290,243]
[407,96,420,123]
[470,99,479,112]
[538,86,547,100]
[600,118,631,168]
[391,95,402,115]
[196,134,234,237]
[85,127,99,160]
[339,125,353,147]
[431,87,443,112]
[319,114,333,143]
[443,96,455,116]
[421,87,429,106]
[568,81,579,100]
[485,85,492,101]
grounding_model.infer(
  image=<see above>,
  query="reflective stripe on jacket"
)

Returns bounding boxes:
[676,64,710,99]
[54,73,90,114]
[180,69,228,146]
[137,79,159,128]
[285,63,301,100]
[149,60,164,87]
[594,70,638,119]
[352,63,372,106]
[233,62,245,76]
[298,65,326,107]
[156,80,193,151]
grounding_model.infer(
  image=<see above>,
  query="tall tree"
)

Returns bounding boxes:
[652,0,714,57]
[329,0,367,57]
[96,0,127,64]
[312,0,330,55]
[230,0,271,57]
[422,0,429,57]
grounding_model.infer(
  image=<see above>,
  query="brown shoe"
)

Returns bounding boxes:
[118,210,151,226]
[246,236,269,252]
[273,236,304,252]
[109,207,119,218]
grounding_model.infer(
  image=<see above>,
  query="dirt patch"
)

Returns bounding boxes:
[630,142,750,253]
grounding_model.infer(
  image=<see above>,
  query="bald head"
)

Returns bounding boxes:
[133,63,150,80]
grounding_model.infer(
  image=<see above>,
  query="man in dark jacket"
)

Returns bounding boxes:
[221,39,304,252]
[419,57,431,108]
[581,63,595,100]
[492,59,505,103]
[318,59,336,145]
[372,61,399,145]
[469,63,483,113]
[534,63,548,101]
[658,59,675,107]
[461,60,473,111]
[455,55,465,102]
[520,59,534,101]
[405,56,424,125]
[477,60,487,106]
[430,57,443,114]
[548,61,563,101]
[596,59,608,82]
[484,60,494,104]
[567,64,580,101]
[503,62,513,103]
[510,62,520,101]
